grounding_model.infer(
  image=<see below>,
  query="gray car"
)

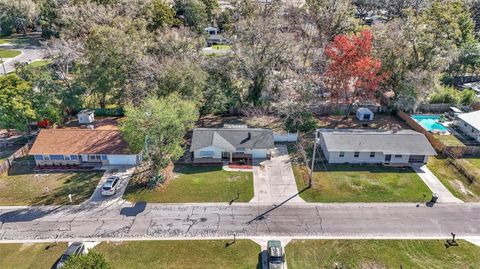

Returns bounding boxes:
[267,240,285,269]
[54,242,85,268]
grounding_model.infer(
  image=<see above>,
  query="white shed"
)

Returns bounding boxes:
[77,109,95,124]
[356,107,374,121]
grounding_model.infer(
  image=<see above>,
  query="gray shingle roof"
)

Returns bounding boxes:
[190,128,274,151]
[319,129,437,155]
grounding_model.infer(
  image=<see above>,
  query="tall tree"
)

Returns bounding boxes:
[0,0,38,35]
[324,30,387,112]
[120,95,198,175]
[0,74,37,131]
[146,0,179,30]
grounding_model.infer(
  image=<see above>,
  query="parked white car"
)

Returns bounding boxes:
[101,176,120,196]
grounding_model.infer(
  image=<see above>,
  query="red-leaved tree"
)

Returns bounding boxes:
[324,29,388,113]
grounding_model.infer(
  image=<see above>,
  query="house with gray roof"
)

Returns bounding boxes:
[190,128,274,164]
[455,110,480,143]
[317,129,436,165]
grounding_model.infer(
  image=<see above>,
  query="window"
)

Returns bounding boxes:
[354,152,360,158]
[50,155,64,160]
[70,155,78,160]
[199,151,214,157]
[43,155,50,160]
[339,152,345,157]
[370,152,375,158]
[64,155,71,160]
[95,155,101,160]
[34,155,44,160]
[236,147,245,152]
[101,155,108,160]
[394,154,402,158]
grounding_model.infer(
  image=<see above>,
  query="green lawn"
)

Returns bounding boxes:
[29,60,51,68]
[94,240,260,269]
[0,49,21,58]
[124,165,254,203]
[434,134,465,146]
[293,164,431,202]
[0,39,7,44]
[427,156,480,202]
[0,243,67,269]
[212,44,231,50]
[286,240,480,269]
[0,161,103,205]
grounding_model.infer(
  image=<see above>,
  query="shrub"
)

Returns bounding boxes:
[429,86,460,104]
[63,252,111,269]
[281,104,317,132]
[459,89,479,106]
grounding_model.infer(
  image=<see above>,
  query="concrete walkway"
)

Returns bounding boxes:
[412,164,464,204]
[250,145,305,205]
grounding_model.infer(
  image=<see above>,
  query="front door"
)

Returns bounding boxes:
[385,155,392,163]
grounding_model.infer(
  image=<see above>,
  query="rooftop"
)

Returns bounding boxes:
[318,129,437,155]
[457,110,480,131]
[190,128,274,151]
[29,129,132,155]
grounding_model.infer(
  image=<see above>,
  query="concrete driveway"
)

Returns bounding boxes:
[86,166,135,205]
[250,144,305,205]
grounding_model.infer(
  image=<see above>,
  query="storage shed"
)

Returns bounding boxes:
[77,110,94,124]
[356,107,374,121]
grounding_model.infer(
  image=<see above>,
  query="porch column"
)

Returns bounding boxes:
[230,152,232,163]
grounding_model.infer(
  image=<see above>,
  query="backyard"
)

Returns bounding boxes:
[0,243,67,269]
[293,164,432,202]
[427,156,480,202]
[286,240,480,269]
[434,134,465,146]
[124,165,254,203]
[94,240,260,269]
[0,158,103,205]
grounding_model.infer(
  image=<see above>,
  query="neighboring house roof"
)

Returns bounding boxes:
[457,110,480,131]
[190,128,274,151]
[319,129,437,155]
[29,129,132,155]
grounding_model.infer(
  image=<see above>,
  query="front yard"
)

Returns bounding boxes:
[427,156,480,202]
[286,240,480,269]
[293,164,431,202]
[124,165,254,203]
[0,159,103,205]
[94,240,260,269]
[0,243,67,269]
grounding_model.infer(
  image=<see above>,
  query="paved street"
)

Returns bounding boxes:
[0,33,45,74]
[1,202,479,242]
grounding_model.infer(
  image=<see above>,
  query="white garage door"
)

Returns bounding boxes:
[107,155,138,165]
[252,149,267,159]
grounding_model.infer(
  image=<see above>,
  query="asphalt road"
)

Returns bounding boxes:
[1,202,479,242]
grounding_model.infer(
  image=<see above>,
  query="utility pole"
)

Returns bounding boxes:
[309,129,318,188]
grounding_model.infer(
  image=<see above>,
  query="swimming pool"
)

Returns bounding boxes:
[411,114,448,132]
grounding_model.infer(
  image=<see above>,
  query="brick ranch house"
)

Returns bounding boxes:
[29,129,141,167]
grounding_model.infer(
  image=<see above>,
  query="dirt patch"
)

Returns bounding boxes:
[452,179,474,196]
[317,114,410,130]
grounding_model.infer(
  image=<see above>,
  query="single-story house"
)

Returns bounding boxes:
[190,128,274,164]
[317,129,437,165]
[29,129,140,167]
[455,110,480,142]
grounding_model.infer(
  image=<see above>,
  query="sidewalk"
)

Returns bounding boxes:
[412,164,463,204]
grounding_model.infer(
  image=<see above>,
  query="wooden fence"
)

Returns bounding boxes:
[273,132,298,142]
[0,143,30,175]
[397,110,480,158]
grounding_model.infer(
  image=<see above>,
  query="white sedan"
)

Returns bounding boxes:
[101,176,120,196]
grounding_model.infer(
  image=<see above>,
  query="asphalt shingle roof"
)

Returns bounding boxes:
[190,128,274,151]
[319,129,437,155]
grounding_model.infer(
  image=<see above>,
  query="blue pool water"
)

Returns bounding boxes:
[411,115,448,132]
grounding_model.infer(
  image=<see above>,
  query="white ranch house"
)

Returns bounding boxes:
[455,110,480,143]
[190,128,274,164]
[317,129,436,166]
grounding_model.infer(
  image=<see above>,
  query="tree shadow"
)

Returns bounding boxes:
[0,206,62,222]
[120,201,147,217]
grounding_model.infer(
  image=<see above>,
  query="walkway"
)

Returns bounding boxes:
[1,203,479,242]
[412,164,463,204]
[250,144,305,205]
